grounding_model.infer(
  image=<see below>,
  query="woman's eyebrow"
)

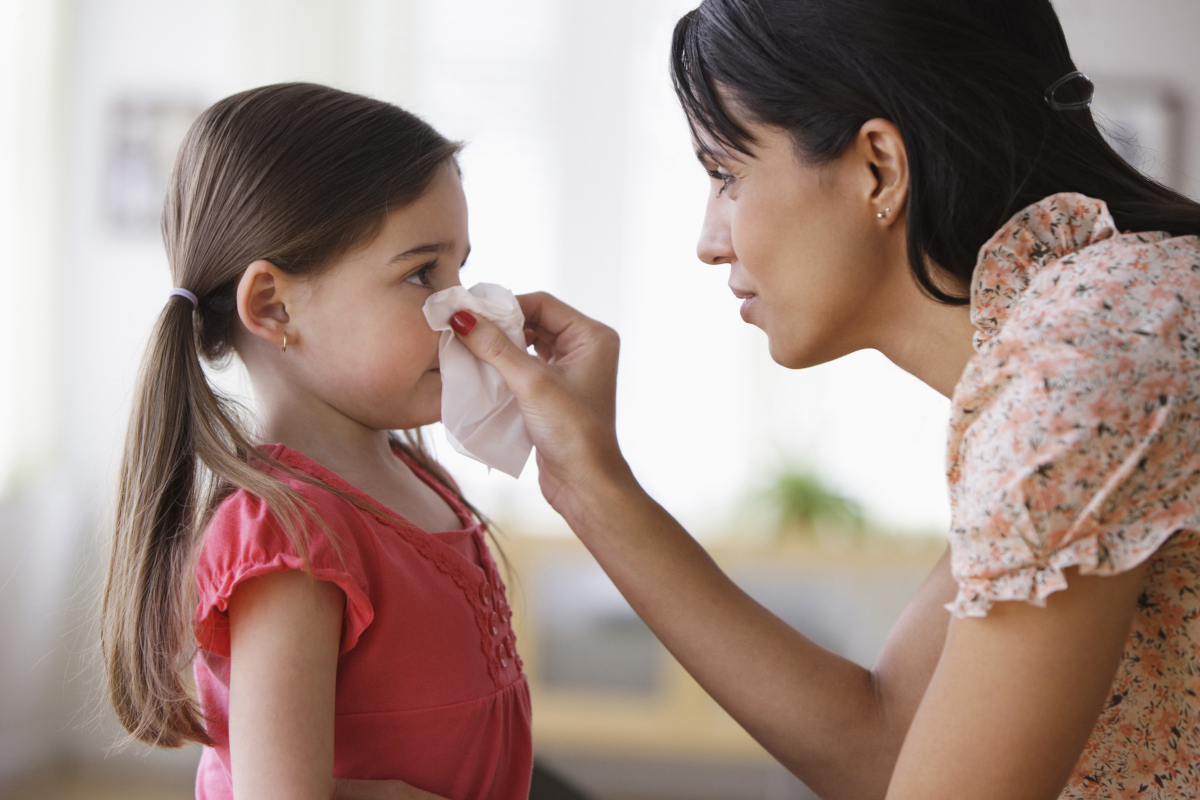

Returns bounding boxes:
[694,144,718,165]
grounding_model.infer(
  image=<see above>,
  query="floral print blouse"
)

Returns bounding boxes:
[947,192,1200,798]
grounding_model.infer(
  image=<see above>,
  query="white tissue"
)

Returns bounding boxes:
[422,283,533,478]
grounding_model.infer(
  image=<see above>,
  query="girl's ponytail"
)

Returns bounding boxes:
[103,296,215,747]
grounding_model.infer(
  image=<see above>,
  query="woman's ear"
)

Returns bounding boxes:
[236,260,291,347]
[856,118,910,224]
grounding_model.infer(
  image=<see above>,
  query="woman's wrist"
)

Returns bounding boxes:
[549,440,644,535]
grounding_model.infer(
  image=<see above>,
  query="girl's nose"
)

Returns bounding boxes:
[696,194,734,266]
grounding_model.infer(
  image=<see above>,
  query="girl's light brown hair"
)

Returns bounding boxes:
[101,83,465,748]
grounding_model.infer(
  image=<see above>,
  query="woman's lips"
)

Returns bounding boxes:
[730,286,757,322]
[739,295,757,322]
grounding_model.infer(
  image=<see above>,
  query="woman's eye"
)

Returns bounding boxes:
[706,168,735,196]
[403,262,437,288]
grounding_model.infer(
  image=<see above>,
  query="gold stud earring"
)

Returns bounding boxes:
[281,332,288,353]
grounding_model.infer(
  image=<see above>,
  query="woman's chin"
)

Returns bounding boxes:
[767,334,839,370]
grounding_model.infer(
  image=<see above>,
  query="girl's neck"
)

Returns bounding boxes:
[253,392,465,533]
[255,395,398,485]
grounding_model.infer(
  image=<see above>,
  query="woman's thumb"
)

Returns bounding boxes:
[450,311,538,388]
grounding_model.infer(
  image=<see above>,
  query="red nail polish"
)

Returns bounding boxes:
[450,310,477,336]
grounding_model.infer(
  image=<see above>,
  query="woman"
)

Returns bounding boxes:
[448,0,1200,798]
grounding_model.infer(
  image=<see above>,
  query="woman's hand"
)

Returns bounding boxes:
[452,291,629,515]
[332,779,450,800]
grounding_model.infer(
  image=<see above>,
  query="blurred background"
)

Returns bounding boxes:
[0,0,1196,798]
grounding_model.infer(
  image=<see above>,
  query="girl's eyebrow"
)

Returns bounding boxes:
[388,241,451,263]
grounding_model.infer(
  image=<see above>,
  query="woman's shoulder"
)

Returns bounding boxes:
[971,192,1200,349]
[947,195,1200,617]
[955,192,1200,437]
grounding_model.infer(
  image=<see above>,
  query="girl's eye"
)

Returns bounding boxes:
[403,262,437,288]
[706,168,735,196]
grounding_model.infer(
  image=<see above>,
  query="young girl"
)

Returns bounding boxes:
[100,83,531,800]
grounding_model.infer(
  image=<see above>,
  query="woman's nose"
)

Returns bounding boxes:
[696,195,734,266]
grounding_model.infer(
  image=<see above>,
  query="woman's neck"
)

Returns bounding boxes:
[881,300,977,398]
[868,265,979,399]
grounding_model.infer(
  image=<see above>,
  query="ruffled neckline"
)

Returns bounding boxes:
[256,442,480,535]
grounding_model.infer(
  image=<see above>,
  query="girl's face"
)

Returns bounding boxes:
[693,111,912,369]
[277,164,469,431]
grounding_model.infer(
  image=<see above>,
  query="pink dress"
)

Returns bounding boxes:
[192,444,532,800]
[947,193,1200,797]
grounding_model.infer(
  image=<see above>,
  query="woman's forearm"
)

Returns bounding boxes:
[443,297,952,796]
[560,464,951,800]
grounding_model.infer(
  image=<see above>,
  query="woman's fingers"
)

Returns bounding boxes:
[452,310,544,394]
[331,778,450,800]
[452,293,626,509]
[517,290,583,338]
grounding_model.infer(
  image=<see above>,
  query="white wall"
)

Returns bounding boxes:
[1,0,1198,787]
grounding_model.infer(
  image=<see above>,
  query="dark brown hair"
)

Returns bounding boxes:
[672,0,1200,303]
[101,83,465,748]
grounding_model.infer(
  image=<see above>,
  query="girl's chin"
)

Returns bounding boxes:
[379,398,441,432]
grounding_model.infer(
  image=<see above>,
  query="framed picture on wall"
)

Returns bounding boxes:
[101,94,205,236]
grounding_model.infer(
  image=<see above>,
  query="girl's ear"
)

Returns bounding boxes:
[236,260,292,347]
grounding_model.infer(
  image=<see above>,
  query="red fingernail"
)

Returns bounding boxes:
[450,311,477,336]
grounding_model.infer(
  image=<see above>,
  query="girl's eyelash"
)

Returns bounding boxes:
[404,261,438,288]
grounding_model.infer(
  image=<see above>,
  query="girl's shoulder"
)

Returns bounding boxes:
[197,445,389,606]
[195,445,378,658]
[203,445,373,553]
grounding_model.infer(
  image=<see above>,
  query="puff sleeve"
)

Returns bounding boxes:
[194,486,376,656]
[946,239,1200,618]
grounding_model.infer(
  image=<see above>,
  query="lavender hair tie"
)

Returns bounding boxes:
[168,288,199,310]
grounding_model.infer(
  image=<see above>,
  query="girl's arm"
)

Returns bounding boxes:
[228,570,344,800]
[228,571,456,800]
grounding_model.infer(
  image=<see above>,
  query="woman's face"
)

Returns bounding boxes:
[694,113,910,369]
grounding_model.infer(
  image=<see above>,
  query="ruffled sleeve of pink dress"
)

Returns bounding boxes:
[947,192,1200,797]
